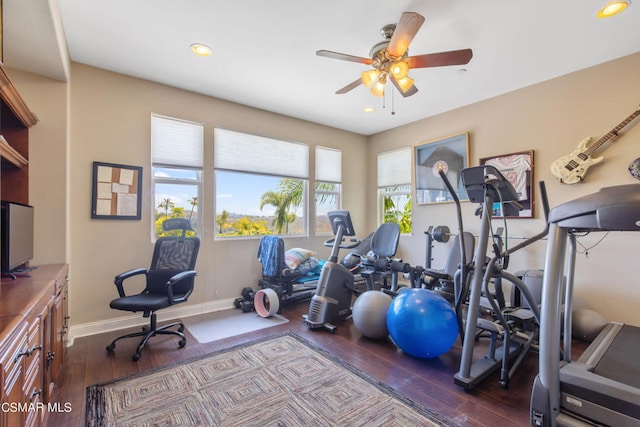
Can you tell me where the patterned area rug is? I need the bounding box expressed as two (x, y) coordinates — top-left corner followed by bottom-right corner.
(86, 333), (456, 426)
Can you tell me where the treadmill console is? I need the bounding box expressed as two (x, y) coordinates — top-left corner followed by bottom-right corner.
(548, 184), (640, 231)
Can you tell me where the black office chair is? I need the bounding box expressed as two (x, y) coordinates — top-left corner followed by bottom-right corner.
(106, 218), (200, 361)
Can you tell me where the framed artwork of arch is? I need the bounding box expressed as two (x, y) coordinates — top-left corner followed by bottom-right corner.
(414, 132), (470, 205)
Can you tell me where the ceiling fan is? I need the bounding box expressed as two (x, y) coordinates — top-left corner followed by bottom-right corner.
(317, 11), (473, 98)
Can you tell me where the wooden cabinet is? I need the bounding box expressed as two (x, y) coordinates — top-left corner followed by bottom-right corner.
(0, 321), (28, 427)
(0, 264), (68, 427)
(0, 50), (54, 427)
(46, 272), (68, 400)
(23, 302), (48, 427)
(0, 64), (38, 205)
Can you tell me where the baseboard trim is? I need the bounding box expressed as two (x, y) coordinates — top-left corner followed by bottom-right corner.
(67, 298), (237, 346)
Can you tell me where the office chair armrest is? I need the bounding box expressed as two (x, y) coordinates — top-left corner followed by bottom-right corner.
(114, 268), (148, 298)
(166, 270), (197, 304)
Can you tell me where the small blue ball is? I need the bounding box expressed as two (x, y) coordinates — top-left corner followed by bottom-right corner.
(386, 288), (458, 358)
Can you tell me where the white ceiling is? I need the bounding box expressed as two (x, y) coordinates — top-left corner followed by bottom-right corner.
(4, 0), (640, 135)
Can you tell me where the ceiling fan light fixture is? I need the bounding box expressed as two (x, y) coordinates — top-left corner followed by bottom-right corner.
(361, 69), (380, 87)
(371, 80), (386, 97)
(597, 1), (629, 17)
(190, 43), (212, 57)
(390, 61), (409, 80)
(396, 76), (415, 93)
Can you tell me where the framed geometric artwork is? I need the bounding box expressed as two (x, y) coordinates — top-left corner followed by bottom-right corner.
(91, 161), (143, 220)
(479, 150), (534, 218)
(414, 132), (470, 205)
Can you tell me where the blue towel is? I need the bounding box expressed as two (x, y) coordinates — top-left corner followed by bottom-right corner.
(257, 235), (283, 277)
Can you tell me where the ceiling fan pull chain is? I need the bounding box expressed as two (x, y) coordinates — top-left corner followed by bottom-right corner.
(391, 86), (396, 115)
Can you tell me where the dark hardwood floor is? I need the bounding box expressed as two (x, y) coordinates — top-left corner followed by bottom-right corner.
(47, 301), (585, 426)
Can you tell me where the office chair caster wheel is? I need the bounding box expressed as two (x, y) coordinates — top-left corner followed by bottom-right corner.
(132, 353), (141, 361)
(178, 339), (186, 347)
(106, 344), (115, 353)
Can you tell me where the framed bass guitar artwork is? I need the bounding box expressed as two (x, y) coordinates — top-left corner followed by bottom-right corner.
(551, 104), (640, 184)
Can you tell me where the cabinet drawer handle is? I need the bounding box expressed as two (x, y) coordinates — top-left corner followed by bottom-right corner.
(14, 344), (42, 363)
(30, 388), (43, 401)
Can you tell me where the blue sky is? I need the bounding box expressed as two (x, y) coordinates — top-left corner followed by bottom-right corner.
(153, 168), (309, 217)
(215, 171), (284, 217)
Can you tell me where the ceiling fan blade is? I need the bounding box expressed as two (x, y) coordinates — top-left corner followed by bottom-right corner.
(336, 78), (363, 94)
(316, 50), (372, 65)
(389, 75), (419, 97)
(387, 12), (425, 58)
(407, 49), (473, 68)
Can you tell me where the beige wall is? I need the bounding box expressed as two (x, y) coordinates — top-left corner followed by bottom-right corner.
(8, 69), (69, 267)
(368, 52), (640, 325)
(12, 52), (640, 337)
(64, 63), (367, 329)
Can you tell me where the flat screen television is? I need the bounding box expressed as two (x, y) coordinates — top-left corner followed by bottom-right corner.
(1, 201), (34, 275)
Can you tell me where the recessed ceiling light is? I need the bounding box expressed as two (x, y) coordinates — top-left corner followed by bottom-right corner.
(190, 43), (212, 57)
(363, 106), (375, 113)
(596, 1), (629, 18)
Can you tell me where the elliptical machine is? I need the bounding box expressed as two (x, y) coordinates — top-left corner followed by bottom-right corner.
(439, 166), (550, 390)
(303, 210), (360, 333)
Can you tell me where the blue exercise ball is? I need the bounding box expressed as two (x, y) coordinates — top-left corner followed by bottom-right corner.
(352, 290), (393, 339)
(386, 288), (458, 358)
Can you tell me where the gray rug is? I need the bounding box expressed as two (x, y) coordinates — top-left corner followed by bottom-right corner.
(184, 309), (289, 343)
(86, 333), (456, 426)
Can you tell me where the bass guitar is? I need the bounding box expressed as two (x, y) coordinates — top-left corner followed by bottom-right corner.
(550, 105), (640, 184)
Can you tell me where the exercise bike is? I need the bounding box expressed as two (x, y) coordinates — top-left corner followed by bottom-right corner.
(303, 210), (360, 333)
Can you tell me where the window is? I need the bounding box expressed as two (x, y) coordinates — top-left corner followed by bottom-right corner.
(214, 128), (309, 238)
(315, 147), (342, 235)
(377, 148), (412, 233)
(151, 114), (203, 238)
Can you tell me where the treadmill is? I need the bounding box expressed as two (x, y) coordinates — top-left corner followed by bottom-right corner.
(531, 184), (640, 426)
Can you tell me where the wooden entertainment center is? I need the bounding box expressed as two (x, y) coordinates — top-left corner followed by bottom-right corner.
(0, 64), (68, 427)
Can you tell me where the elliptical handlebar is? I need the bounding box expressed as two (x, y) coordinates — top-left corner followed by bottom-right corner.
(500, 181), (550, 257)
(438, 170), (468, 294)
(539, 180), (551, 223)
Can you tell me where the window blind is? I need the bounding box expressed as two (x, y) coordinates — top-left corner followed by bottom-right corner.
(151, 114), (204, 168)
(214, 128), (309, 179)
(316, 146), (342, 183)
(377, 147), (411, 187)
